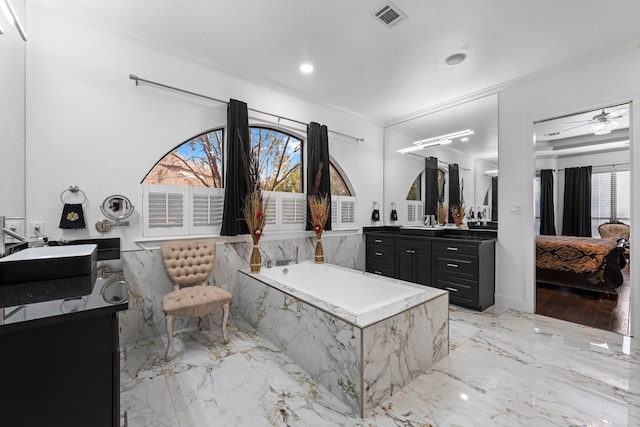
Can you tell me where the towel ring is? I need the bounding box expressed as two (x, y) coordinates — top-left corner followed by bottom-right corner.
(60, 185), (87, 205)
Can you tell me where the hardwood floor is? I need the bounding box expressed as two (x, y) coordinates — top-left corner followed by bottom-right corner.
(536, 265), (630, 335)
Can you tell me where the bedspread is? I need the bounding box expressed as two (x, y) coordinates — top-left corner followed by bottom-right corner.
(535, 235), (618, 274)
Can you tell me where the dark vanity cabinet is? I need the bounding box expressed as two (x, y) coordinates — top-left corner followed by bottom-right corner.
(365, 228), (496, 311)
(0, 239), (127, 427)
(395, 239), (431, 285)
(366, 234), (396, 277)
(431, 240), (495, 311)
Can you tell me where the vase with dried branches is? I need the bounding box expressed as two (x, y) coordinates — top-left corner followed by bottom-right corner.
(241, 144), (269, 272)
(437, 202), (448, 226)
(308, 163), (329, 263)
(450, 204), (466, 227)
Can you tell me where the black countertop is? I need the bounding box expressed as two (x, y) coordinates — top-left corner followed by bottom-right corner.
(0, 239), (128, 334)
(363, 226), (497, 241)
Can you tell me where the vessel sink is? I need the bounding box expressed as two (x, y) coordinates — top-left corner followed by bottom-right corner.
(0, 244), (97, 285)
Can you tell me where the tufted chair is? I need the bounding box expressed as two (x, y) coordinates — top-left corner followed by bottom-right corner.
(598, 222), (630, 261)
(161, 241), (232, 361)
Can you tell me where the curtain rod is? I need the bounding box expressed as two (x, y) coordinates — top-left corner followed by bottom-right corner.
(541, 162), (630, 172)
(129, 74), (364, 143)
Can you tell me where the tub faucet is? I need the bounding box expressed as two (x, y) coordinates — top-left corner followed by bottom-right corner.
(1, 216), (28, 258)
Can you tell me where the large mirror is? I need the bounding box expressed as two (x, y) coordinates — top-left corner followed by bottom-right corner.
(533, 102), (631, 335)
(383, 94), (498, 227)
(0, 1), (27, 224)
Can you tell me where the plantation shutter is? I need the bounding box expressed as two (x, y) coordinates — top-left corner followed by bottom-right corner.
(142, 184), (188, 237)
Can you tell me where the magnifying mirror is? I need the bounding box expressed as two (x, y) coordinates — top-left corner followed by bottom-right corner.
(96, 195), (134, 232)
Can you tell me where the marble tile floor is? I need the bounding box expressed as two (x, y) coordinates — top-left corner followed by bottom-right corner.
(121, 306), (640, 426)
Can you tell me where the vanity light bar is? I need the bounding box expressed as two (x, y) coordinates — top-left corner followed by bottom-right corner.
(397, 139), (452, 154)
(1, 0), (26, 41)
(411, 129), (474, 146)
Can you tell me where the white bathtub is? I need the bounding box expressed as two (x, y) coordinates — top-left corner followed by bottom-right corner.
(236, 261), (449, 417)
(258, 261), (424, 316)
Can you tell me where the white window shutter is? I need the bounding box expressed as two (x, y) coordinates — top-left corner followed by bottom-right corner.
(261, 191), (277, 227)
(279, 193), (306, 230)
(191, 187), (224, 234)
(331, 196), (356, 229)
(142, 184), (189, 237)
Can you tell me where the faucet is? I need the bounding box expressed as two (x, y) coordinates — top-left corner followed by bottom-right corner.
(275, 247), (300, 266)
(1, 216), (28, 258)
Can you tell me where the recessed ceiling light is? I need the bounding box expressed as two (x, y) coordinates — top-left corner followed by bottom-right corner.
(300, 63), (314, 74)
(445, 53), (467, 66)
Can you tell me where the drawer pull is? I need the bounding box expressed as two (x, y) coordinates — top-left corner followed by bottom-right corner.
(446, 287), (458, 292)
(373, 270), (382, 275)
(374, 252), (383, 256)
(446, 247), (459, 251)
(374, 239), (383, 243)
(446, 263), (459, 268)
(406, 249), (415, 254)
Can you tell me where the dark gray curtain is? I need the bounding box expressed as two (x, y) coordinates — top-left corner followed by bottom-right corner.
(540, 169), (556, 235)
(491, 176), (498, 222)
(562, 166), (592, 237)
(424, 157), (438, 216)
(447, 164), (460, 223)
(221, 99), (251, 236)
(306, 122), (331, 230)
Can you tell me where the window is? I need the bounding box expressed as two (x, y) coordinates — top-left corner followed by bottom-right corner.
(591, 170), (630, 236)
(250, 127), (302, 192)
(406, 173), (421, 201)
(141, 126), (357, 237)
(143, 129), (223, 187)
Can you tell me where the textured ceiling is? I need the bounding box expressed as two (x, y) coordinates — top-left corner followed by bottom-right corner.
(41, 0), (640, 126)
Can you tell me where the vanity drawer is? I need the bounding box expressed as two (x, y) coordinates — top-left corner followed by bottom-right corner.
(432, 253), (478, 280)
(366, 262), (395, 278)
(367, 245), (394, 264)
(432, 241), (477, 256)
(366, 235), (395, 247)
(431, 275), (477, 306)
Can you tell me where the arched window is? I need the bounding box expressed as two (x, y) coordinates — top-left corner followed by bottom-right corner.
(141, 126), (357, 237)
(249, 127), (302, 192)
(143, 129), (223, 187)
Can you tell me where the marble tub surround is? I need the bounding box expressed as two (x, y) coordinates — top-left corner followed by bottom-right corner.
(236, 265), (449, 416)
(121, 308), (640, 426)
(118, 233), (365, 346)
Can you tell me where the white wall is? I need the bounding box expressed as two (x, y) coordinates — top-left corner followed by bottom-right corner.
(0, 0), (26, 220)
(25, 4), (384, 251)
(498, 48), (640, 335)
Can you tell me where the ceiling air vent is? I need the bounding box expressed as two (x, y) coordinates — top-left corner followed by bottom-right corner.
(373, 2), (407, 27)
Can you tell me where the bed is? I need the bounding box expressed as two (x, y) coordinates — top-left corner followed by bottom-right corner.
(536, 235), (627, 294)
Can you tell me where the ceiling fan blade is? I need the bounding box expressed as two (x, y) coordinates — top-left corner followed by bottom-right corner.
(561, 123), (591, 132)
(562, 119), (592, 124)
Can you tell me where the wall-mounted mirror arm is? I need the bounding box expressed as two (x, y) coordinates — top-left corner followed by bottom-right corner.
(96, 195), (134, 232)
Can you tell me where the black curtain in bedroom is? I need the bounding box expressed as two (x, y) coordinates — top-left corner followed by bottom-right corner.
(540, 169), (556, 235)
(562, 166), (592, 237)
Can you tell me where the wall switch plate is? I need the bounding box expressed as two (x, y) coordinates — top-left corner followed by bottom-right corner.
(30, 221), (45, 238)
(509, 204), (522, 214)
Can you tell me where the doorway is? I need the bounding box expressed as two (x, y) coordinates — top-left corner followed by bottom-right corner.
(533, 102), (631, 335)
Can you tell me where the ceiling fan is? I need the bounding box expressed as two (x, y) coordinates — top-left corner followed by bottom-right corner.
(544, 107), (629, 137)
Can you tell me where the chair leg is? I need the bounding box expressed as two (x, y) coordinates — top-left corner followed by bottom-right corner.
(165, 315), (175, 362)
(221, 302), (230, 343)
